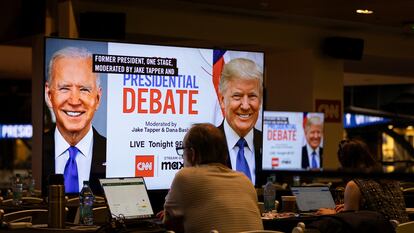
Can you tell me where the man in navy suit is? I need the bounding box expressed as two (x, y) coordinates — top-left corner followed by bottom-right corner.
(217, 58), (263, 186)
(43, 47), (106, 194)
(42, 127), (106, 195)
(301, 115), (324, 169)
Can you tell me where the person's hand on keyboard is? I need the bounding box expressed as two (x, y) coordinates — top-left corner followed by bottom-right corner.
(335, 204), (344, 213)
(156, 210), (165, 221)
(316, 208), (336, 215)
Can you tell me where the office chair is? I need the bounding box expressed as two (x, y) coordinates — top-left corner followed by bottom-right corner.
(399, 182), (414, 190)
(3, 209), (48, 224)
(402, 187), (414, 192)
(66, 195), (105, 206)
(402, 187), (414, 207)
(237, 230), (284, 233)
(302, 182), (332, 188)
(92, 206), (110, 225)
(291, 222), (321, 233)
(395, 221), (414, 233)
(1, 196), (44, 205)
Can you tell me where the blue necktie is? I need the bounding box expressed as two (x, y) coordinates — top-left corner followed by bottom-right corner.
(64, 146), (79, 193)
(311, 150), (318, 168)
(236, 138), (251, 180)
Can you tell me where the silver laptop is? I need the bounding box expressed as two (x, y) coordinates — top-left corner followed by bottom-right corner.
(99, 177), (154, 220)
(290, 186), (336, 213)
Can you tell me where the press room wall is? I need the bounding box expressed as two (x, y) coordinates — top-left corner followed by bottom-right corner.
(32, 1), (414, 184)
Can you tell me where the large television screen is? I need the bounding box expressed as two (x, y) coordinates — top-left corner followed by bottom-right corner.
(262, 111), (324, 171)
(42, 37), (264, 191)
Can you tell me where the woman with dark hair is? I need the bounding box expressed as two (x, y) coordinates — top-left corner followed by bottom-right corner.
(318, 139), (408, 223)
(337, 139), (378, 171)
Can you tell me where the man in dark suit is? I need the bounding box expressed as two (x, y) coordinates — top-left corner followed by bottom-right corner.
(217, 58), (263, 186)
(42, 127), (106, 195)
(301, 115), (324, 169)
(43, 46), (106, 194)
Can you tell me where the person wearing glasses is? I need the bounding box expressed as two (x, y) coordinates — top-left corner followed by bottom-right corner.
(217, 58), (263, 185)
(317, 139), (408, 223)
(163, 123), (263, 233)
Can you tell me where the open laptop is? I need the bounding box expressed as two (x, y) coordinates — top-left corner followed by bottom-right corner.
(99, 177), (155, 224)
(290, 186), (336, 214)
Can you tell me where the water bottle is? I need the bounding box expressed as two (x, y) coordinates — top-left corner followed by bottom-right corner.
(12, 174), (23, 206)
(293, 175), (301, 187)
(26, 171), (36, 196)
(263, 177), (276, 212)
(79, 181), (94, 225)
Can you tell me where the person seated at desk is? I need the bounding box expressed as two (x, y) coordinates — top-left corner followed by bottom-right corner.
(317, 139), (409, 223)
(162, 123), (263, 233)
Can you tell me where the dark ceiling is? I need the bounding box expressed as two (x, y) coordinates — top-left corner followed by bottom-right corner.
(0, 1), (45, 46)
(2, 0), (414, 77)
(176, 0), (414, 30)
(2, 0), (414, 45)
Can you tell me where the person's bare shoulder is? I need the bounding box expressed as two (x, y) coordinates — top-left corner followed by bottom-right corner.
(344, 180), (361, 211)
(346, 180), (360, 193)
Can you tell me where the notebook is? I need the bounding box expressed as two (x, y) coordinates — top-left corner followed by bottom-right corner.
(99, 177), (155, 221)
(290, 186), (336, 213)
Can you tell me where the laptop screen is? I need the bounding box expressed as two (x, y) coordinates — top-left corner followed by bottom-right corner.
(99, 177), (154, 219)
(291, 186), (336, 212)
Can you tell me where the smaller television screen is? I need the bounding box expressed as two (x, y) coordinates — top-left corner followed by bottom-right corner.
(262, 111), (324, 171)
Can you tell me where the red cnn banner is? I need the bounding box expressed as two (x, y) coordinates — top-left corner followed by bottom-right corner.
(135, 155), (154, 177)
(271, 157), (279, 168)
(315, 99), (342, 123)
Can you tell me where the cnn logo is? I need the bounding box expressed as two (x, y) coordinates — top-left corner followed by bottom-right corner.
(315, 99), (341, 123)
(271, 157), (279, 168)
(137, 162), (152, 171)
(135, 155), (154, 177)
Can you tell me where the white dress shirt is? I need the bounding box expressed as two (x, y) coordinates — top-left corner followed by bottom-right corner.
(306, 144), (321, 168)
(223, 120), (256, 185)
(55, 127), (94, 192)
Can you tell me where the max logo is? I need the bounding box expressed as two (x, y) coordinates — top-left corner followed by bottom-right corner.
(135, 155), (154, 177)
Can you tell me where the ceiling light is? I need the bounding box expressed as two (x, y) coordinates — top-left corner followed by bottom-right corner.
(356, 9), (374, 14)
(388, 125), (393, 130)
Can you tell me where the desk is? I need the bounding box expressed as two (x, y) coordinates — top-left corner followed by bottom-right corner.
(0, 204), (46, 214)
(1, 200), (106, 224)
(0, 226), (97, 233)
(262, 214), (319, 232)
(406, 208), (414, 221)
(0, 223), (165, 233)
